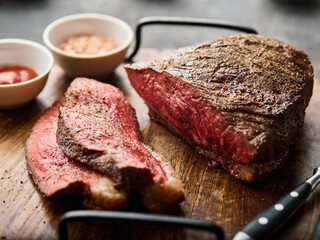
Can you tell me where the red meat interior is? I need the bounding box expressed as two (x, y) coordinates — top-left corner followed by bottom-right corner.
(127, 68), (255, 165)
(26, 99), (103, 196)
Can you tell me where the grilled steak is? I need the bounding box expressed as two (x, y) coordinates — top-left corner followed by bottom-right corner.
(26, 98), (128, 210)
(125, 33), (314, 182)
(56, 78), (185, 213)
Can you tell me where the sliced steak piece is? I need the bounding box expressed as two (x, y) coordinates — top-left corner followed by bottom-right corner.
(26, 98), (128, 210)
(125, 33), (314, 182)
(56, 78), (185, 213)
(140, 144), (185, 213)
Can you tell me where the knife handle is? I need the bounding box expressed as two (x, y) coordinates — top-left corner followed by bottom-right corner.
(237, 182), (312, 240)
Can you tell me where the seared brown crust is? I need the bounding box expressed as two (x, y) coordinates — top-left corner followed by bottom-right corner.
(125, 34), (314, 181)
(133, 34), (313, 115)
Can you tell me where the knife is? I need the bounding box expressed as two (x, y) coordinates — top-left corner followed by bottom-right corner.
(233, 167), (320, 240)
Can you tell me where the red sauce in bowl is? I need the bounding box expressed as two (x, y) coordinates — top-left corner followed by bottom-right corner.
(0, 65), (38, 85)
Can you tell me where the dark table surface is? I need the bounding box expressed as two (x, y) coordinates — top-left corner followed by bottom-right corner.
(0, 0), (319, 79)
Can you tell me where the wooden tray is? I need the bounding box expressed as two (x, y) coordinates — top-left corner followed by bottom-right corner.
(0, 49), (320, 240)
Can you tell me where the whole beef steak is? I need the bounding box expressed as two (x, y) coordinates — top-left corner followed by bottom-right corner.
(26, 98), (128, 210)
(125, 33), (314, 182)
(57, 78), (185, 213)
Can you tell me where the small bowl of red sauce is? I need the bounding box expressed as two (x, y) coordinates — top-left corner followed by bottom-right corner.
(43, 13), (133, 80)
(0, 39), (54, 109)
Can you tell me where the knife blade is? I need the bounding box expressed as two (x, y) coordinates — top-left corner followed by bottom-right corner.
(233, 167), (320, 240)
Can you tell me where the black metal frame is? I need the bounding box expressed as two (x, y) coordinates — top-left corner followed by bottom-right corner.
(59, 210), (224, 240)
(125, 16), (258, 62)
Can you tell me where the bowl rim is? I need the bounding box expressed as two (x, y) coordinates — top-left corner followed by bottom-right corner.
(0, 38), (54, 88)
(43, 13), (134, 59)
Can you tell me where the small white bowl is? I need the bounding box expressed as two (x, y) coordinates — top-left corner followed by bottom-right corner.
(43, 13), (134, 80)
(0, 39), (54, 109)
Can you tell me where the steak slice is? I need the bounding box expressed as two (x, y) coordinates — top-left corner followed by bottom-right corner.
(26, 98), (128, 210)
(56, 78), (185, 213)
(125, 33), (314, 182)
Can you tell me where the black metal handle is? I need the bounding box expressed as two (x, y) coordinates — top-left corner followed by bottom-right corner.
(125, 16), (258, 62)
(59, 210), (224, 240)
(234, 167), (320, 240)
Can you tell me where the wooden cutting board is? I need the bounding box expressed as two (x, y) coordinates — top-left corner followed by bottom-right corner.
(0, 49), (320, 240)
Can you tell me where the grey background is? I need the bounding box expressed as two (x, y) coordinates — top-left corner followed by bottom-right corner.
(0, 0), (319, 79)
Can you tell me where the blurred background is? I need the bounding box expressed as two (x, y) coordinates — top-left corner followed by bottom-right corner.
(0, 0), (319, 79)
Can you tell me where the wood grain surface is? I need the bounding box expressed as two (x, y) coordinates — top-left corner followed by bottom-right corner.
(0, 49), (320, 240)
